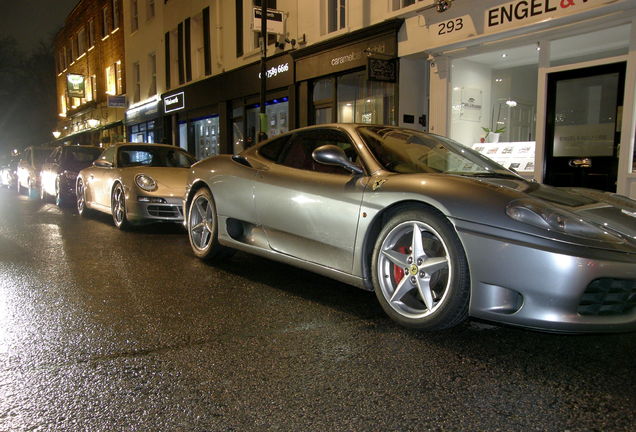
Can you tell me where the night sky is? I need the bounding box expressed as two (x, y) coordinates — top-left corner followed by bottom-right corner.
(0, 0), (80, 51)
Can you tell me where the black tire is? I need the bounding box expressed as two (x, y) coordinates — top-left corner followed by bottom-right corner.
(187, 188), (233, 260)
(371, 207), (470, 331)
(76, 178), (89, 216)
(111, 183), (130, 230)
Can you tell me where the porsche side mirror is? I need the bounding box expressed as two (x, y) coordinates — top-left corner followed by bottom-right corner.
(93, 160), (113, 168)
(312, 145), (363, 175)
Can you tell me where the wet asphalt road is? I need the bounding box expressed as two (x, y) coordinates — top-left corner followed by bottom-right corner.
(0, 187), (635, 432)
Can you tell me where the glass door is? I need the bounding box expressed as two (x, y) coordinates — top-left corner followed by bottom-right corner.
(544, 62), (625, 191)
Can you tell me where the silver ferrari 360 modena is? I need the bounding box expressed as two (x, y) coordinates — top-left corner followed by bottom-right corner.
(183, 124), (636, 333)
(77, 143), (196, 229)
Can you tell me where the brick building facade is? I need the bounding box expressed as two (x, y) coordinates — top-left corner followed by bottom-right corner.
(54, 0), (126, 146)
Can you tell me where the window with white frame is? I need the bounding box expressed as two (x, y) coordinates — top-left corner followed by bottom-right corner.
(77, 27), (86, 55)
(148, 52), (157, 96)
(131, 0), (139, 32)
(133, 61), (140, 103)
(147, 0), (155, 20)
(327, 0), (346, 33)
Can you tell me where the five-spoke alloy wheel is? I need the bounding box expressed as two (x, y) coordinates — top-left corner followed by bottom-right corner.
(76, 178), (87, 216)
(188, 188), (231, 260)
(111, 183), (130, 230)
(372, 207), (469, 330)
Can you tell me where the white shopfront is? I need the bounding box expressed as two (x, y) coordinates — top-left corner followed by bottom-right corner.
(398, 0), (636, 198)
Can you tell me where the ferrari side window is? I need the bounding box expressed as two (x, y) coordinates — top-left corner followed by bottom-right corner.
(279, 129), (359, 175)
(259, 135), (290, 162)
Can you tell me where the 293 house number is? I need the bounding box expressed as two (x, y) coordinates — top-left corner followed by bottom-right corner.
(438, 18), (464, 35)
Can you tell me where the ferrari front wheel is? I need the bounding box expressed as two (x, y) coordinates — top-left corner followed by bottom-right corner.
(371, 208), (470, 331)
(188, 188), (232, 260)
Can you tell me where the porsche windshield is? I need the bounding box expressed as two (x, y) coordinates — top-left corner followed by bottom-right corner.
(118, 146), (196, 168)
(357, 126), (516, 177)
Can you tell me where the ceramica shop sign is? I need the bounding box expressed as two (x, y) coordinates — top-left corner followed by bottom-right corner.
(485, 0), (618, 33)
(296, 33), (397, 81)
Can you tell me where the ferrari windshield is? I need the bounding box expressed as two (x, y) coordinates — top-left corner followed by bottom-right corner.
(118, 146), (196, 168)
(357, 126), (516, 177)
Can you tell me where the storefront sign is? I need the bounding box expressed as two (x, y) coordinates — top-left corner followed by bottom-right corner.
(485, 0), (615, 33)
(253, 7), (284, 35)
(107, 95), (126, 108)
(258, 62), (290, 79)
(164, 92), (185, 113)
(368, 58), (397, 82)
(67, 74), (85, 98)
(296, 33), (397, 81)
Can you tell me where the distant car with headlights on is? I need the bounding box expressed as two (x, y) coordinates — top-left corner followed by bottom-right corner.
(17, 146), (55, 197)
(76, 143), (196, 229)
(40, 145), (102, 206)
(0, 156), (19, 189)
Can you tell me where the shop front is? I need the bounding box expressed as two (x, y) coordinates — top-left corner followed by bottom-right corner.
(399, 0), (636, 198)
(161, 52), (294, 157)
(293, 19), (402, 128)
(126, 97), (164, 144)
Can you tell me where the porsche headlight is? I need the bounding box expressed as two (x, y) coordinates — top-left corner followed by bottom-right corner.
(506, 199), (624, 244)
(135, 174), (157, 192)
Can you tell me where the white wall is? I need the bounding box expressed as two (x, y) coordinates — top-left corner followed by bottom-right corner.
(399, 57), (428, 130)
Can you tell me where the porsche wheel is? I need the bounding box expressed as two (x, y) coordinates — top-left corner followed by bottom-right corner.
(372, 208), (469, 330)
(111, 183), (130, 230)
(76, 178), (88, 216)
(188, 188), (232, 260)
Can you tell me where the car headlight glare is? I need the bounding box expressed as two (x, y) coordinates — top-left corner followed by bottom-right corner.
(135, 174), (157, 191)
(506, 199), (624, 244)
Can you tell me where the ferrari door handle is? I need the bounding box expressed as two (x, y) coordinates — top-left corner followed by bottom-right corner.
(568, 158), (591, 168)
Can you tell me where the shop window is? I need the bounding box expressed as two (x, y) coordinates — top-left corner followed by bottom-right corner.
(337, 70), (396, 125)
(131, 0), (139, 32)
(194, 116), (220, 159)
(449, 44), (539, 175)
(550, 25), (629, 67)
(246, 99), (289, 144)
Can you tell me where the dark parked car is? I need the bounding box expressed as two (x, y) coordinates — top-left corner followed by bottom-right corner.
(40, 145), (102, 206)
(17, 146), (55, 197)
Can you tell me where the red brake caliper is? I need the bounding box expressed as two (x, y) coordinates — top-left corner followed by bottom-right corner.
(392, 246), (409, 282)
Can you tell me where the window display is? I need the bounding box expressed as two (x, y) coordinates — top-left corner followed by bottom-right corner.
(194, 116), (219, 160)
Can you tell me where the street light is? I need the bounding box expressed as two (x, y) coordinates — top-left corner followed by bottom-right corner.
(87, 118), (100, 128)
(52, 131), (61, 139)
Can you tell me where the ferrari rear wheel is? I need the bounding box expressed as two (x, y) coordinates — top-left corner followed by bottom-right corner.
(188, 188), (232, 260)
(111, 183), (130, 230)
(372, 208), (469, 330)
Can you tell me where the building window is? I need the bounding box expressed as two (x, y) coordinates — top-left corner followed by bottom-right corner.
(391, 0), (423, 10)
(77, 27), (87, 55)
(327, 0), (346, 33)
(147, 0), (155, 20)
(70, 37), (77, 60)
(148, 52), (157, 96)
(132, 62), (140, 103)
(336, 70), (396, 125)
(65, 45), (72, 66)
(235, 0), (243, 57)
(88, 19), (95, 47)
(194, 116), (220, 159)
(112, 0), (120, 30)
(116, 61), (123, 94)
(102, 6), (111, 37)
(91, 74), (97, 100)
(131, 0), (139, 32)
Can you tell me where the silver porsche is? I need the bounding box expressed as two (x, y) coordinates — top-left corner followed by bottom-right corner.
(77, 143), (196, 229)
(183, 124), (636, 333)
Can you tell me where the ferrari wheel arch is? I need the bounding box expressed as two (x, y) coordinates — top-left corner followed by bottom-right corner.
(360, 200), (457, 290)
(184, 180), (212, 221)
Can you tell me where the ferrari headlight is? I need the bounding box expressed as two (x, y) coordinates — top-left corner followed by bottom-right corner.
(506, 199), (624, 244)
(135, 174), (157, 192)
